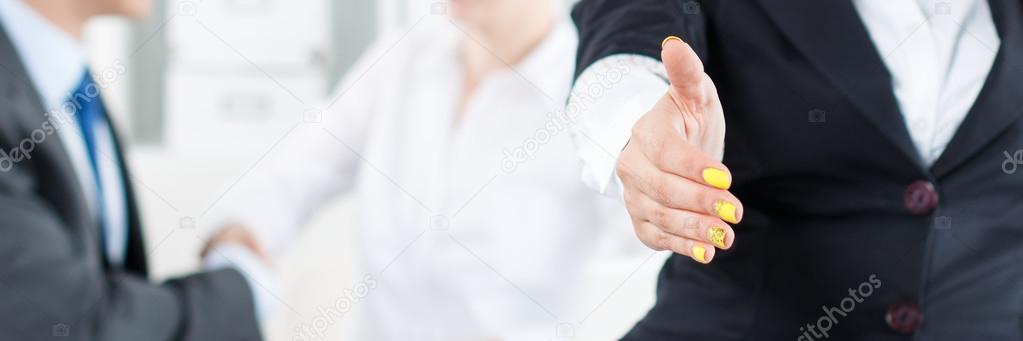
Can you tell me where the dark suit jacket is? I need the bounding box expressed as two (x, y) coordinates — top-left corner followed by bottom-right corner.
(0, 24), (262, 340)
(573, 0), (1023, 340)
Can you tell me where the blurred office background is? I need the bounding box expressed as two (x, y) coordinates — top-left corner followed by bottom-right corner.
(82, 0), (666, 339)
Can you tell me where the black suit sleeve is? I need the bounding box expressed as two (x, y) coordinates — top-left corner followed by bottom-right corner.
(0, 174), (262, 341)
(571, 0), (709, 78)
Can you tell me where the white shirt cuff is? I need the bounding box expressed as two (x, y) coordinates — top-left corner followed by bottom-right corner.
(203, 243), (277, 322)
(568, 54), (669, 201)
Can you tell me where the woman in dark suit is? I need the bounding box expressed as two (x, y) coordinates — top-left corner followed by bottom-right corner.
(566, 0), (1023, 339)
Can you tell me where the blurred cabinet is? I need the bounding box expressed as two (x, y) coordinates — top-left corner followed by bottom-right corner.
(166, 0), (329, 66)
(164, 71), (321, 152)
(130, 0), (376, 154)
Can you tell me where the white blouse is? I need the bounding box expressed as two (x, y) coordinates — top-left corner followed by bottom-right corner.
(208, 16), (639, 340)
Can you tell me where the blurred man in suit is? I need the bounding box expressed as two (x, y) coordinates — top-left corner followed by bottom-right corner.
(0, 0), (269, 339)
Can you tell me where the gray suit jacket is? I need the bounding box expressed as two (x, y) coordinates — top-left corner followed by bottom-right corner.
(0, 25), (262, 340)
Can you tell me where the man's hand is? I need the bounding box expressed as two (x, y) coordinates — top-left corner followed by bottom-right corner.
(201, 224), (270, 264)
(617, 36), (742, 264)
(201, 224), (277, 321)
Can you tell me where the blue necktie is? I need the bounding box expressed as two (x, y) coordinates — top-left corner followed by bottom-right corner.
(71, 71), (116, 262)
(72, 72), (104, 183)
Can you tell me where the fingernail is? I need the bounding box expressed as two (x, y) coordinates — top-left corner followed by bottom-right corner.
(702, 168), (731, 190)
(662, 35), (682, 48)
(692, 245), (707, 263)
(709, 226), (727, 249)
(714, 200), (739, 224)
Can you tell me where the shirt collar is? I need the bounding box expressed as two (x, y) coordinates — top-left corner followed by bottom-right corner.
(515, 16), (577, 80)
(440, 14), (578, 84)
(507, 16), (578, 99)
(0, 0), (87, 112)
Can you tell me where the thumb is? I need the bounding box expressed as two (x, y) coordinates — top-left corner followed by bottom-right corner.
(661, 36), (706, 101)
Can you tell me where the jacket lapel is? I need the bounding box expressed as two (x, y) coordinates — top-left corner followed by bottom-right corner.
(0, 24), (148, 275)
(931, 0), (1023, 177)
(754, 0), (925, 171)
(0, 25), (106, 250)
(104, 115), (149, 275)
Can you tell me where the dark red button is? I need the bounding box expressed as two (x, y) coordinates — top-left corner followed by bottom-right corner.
(886, 301), (923, 334)
(903, 181), (938, 215)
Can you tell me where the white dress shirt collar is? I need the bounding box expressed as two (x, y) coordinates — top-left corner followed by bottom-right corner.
(445, 16), (577, 96)
(516, 18), (576, 85)
(0, 0), (87, 112)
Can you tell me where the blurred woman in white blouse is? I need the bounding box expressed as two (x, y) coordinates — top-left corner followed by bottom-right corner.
(203, 0), (642, 339)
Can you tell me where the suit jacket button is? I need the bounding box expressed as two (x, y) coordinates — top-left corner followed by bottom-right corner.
(903, 180), (938, 215)
(886, 301), (923, 334)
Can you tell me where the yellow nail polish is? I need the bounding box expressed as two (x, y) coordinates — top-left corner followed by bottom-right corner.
(709, 226), (727, 249)
(662, 35), (682, 47)
(702, 168), (731, 190)
(692, 245), (707, 263)
(715, 201), (739, 224)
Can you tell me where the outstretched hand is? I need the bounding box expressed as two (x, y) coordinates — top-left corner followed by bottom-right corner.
(617, 36), (742, 264)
